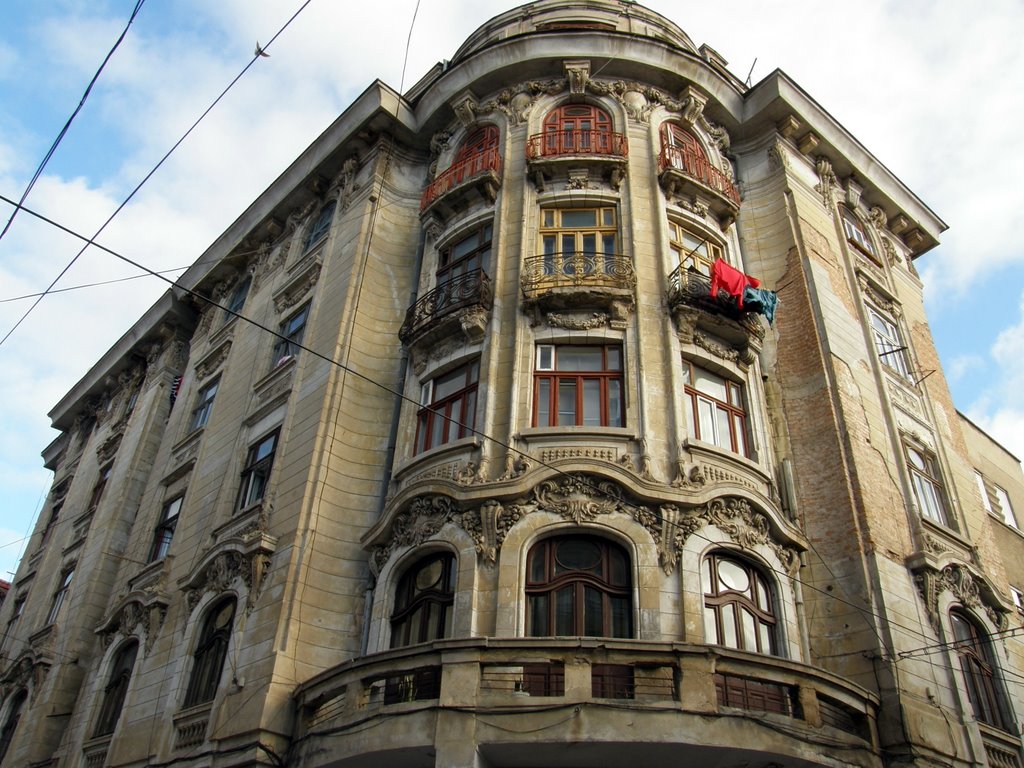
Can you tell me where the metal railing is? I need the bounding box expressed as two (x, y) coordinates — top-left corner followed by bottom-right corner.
(521, 252), (635, 295)
(659, 144), (740, 206)
(420, 149), (503, 210)
(666, 266), (763, 335)
(526, 129), (628, 159)
(399, 269), (493, 343)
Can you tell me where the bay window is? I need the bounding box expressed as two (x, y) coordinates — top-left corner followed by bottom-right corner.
(534, 345), (623, 427)
(682, 361), (747, 456)
(416, 360), (479, 453)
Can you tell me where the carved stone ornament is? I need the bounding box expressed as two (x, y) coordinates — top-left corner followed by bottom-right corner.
(183, 544), (274, 617)
(913, 562), (1008, 633)
(96, 429), (124, 465)
(331, 155), (361, 212)
(882, 238), (902, 267)
(195, 338), (232, 381)
(694, 330), (740, 363)
(814, 157), (839, 206)
(0, 653), (51, 702)
(423, 215), (444, 243)
(273, 258), (322, 314)
(868, 206), (887, 230)
(564, 59), (591, 95)
(373, 495), (459, 571)
(767, 138), (790, 171)
(546, 312), (608, 330)
(97, 597), (170, 655)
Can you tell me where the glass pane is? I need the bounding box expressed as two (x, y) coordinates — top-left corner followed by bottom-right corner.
(759, 622), (772, 653)
(537, 380), (551, 425)
(755, 576), (770, 612)
(561, 210), (598, 228)
(611, 597), (630, 637)
(557, 347), (603, 371)
(451, 232), (479, 260)
(463, 390), (477, 432)
(558, 381), (577, 425)
(717, 559), (750, 594)
(434, 367), (467, 400)
(581, 234), (597, 256)
(584, 587), (603, 636)
(425, 604), (441, 641)
(543, 234), (557, 256)
(582, 379), (601, 426)
(697, 399), (716, 443)
(741, 608), (757, 651)
(415, 559), (444, 591)
(602, 208), (615, 227)
(444, 403), (460, 443)
(693, 368), (728, 400)
(733, 414), (747, 456)
(701, 559), (712, 594)
(609, 547), (627, 585)
(721, 605), (738, 648)
(608, 380), (622, 426)
(543, 210), (555, 227)
(716, 407), (731, 450)
(555, 588), (574, 635)
(529, 549), (546, 583)
(606, 347), (622, 370)
(704, 607), (718, 644)
(555, 539), (602, 572)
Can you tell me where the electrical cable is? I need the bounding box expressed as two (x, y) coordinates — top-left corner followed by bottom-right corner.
(0, 268), (188, 303)
(0, 0), (146, 245)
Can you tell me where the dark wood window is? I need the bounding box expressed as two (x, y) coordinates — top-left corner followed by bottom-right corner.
(46, 568), (74, 625)
(905, 444), (948, 526)
(88, 464), (113, 513)
(184, 598), (235, 707)
(225, 276), (251, 316)
(526, 536), (632, 638)
(950, 610), (1007, 730)
(149, 496), (183, 562)
(303, 201), (336, 252)
(682, 361), (747, 455)
(415, 360), (479, 454)
(438, 224), (491, 282)
(189, 379), (219, 432)
(93, 641), (139, 737)
(237, 431), (278, 511)
(702, 552), (776, 654)
(0, 689), (26, 765)
(273, 303), (310, 364)
(542, 104), (613, 154)
(534, 345), (624, 427)
(391, 554), (456, 648)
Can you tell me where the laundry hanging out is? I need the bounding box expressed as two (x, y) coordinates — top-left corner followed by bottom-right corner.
(709, 258), (778, 325)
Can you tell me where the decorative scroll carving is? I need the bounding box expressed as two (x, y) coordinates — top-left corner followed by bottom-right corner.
(372, 495), (459, 571)
(534, 474), (623, 524)
(694, 330), (740, 363)
(96, 429), (124, 465)
(814, 157), (839, 206)
(184, 546), (273, 617)
(868, 206), (887, 230)
(195, 338), (232, 381)
(540, 447), (617, 463)
(882, 238), (902, 267)
(767, 139), (790, 171)
(564, 60), (590, 95)
(331, 155), (361, 212)
(272, 258), (322, 313)
(673, 463), (707, 489)
(0, 654), (51, 702)
(98, 598), (169, 655)
(546, 312), (608, 330)
(499, 450), (533, 481)
(914, 562), (1008, 632)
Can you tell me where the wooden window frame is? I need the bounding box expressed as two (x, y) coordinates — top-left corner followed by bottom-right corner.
(438, 224), (492, 283)
(237, 431), (279, 511)
(415, 360), (479, 454)
(183, 598), (236, 708)
(303, 201), (336, 252)
(538, 207), (618, 276)
(867, 306), (912, 379)
(533, 344), (624, 428)
(541, 103), (614, 154)
(905, 443), (950, 526)
(390, 554), (456, 648)
(702, 552), (777, 655)
(273, 303), (310, 364)
(188, 378), (219, 432)
(840, 207), (879, 260)
(92, 640), (139, 737)
(682, 360), (748, 456)
(950, 609), (1007, 730)
(669, 220), (723, 278)
(149, 496), (183, 562)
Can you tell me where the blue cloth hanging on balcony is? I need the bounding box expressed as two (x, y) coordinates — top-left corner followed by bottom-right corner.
(742, 286), (779, 326)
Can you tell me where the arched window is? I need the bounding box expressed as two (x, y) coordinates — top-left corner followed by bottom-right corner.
(541, 104), (614, 155)
(950, 609), (1006, 729)
(93, 640), (139, 737)
(303, 201), (336, 252)
(391, 554), (456, 648)
(661, 122), (706, 164)
(0, 689), (26, 765)
(183, 598), (236, 708)
(702, 552), (777, 654)
(453, 125), (499, 169)
(526, 535), (632, 638)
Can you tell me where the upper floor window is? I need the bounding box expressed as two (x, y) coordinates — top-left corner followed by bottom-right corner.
(541, 104), (614, 155)
(149, 496), (183, 562)
(526, 536), (632, 638)
(273, 303), (310, 365)
(415, 360), (479, 454)
(237, 431), (278, 511)
(40, 502), (62, 545)
(46, 568), (74, 625)
(1011, 587), (1024, 614)
(88, 464), (113, 513)
(841, 207), (877, 259)
(702, 552), (777, 655)
(661, 122), (705, 165)
(7, 595), (25, 630)
(93, 640), (139, 737)
(224, 276), (251, 317)
(539, 208), (617, 275)
(183, 598), (235, 708)
(975, 471), (1018, 528)
(303, 201), (336, 252)
(0, 689), (27, 765)
(905, 444), (949, 526)
(534, 345), (623, 427)
(867, 307), (912, 379)
(438, 224), (491, 283)
(189, 379), (219, 432)
(950, 609), (1007, 730)
(390, 553), (456, 648)
(682, 361), (747, 456)
(669, 220), (723, 278)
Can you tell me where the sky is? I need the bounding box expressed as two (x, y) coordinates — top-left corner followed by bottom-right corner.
(1, 0), (1023, 582)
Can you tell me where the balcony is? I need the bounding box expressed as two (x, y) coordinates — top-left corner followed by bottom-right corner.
(659, 145), (740, 224)
(521, 252), (635, 326)
(667, 267), (764, 364)
(420, 149), (502, 219)
(294, 638), (880, 768)
(399, 269), (493, 349)
(526, 129), (628, 191)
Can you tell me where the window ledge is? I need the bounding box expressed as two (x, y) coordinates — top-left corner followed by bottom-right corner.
(394, 437), (481, 485)
(128, 557), (170, 593)
(683, 439), (773, 498)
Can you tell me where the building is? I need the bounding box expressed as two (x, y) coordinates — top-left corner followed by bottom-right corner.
(1, 1), (1023, 766)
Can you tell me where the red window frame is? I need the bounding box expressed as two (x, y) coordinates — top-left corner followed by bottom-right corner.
(542, 104), (613, 154)
(533, 345), (624, 427)
(702, 552), (777, 655)
(682, 360), (748, 456)
(415, 360), (479, 454)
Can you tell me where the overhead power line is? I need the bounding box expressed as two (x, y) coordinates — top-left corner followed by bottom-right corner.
(0, 267), (188, 303)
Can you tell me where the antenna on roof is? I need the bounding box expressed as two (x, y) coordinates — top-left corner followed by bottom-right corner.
(744, 57), (758, 87)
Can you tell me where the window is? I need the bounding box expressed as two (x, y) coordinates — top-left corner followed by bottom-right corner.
(841, 207), (877, 258)
(438, 224), (491, 283)
(702, 552), (777, 654)
(390, 554), (456, 648)
(46, 568), (74, 625)
(273, 303), (310, 365)
(868, 308), (912, 378)
(669, 220), (723, 278)
(225, 276), (251, 317)
(975, 471), (1018, 528)
(541, 103), (614, 155)
(188, 379), (219, 432)
(237, 431), (278, 510)
(534, 345), (623, 427)
(88, 464), (113, 513)
(40, 502), (62, 545)
(93, 641), (139, 737)
(0, 690), (26, 765)
(539, 207), (617, 278)
(950, 609), (1007, 730)
(527, 536), (632, 638)
(906, 444), (949, 525)
(7, 595), (25, 629)
(415, 360), (479, 454)
(183, 598), (235, 707)
(149, 496), (183, 562)
(303, 201), (336, 252)
(661, 122), (706, 168)
(1011, 587), (1024, 614)
(682, 361), (747, 456)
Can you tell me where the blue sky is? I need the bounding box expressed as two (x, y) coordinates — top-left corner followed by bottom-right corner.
(2, 0), (1024, 581)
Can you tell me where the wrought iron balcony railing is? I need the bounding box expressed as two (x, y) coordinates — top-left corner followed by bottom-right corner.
(399, 269), (493, 344)
(667, 266), (762, 336)
(521, 252), (636, 296)
(526, 129), (628, 160)
(659, 145), (740, 207)
(420, 149), (503, 211)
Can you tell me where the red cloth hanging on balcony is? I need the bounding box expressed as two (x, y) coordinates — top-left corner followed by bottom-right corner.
(710, 258), (760, 308)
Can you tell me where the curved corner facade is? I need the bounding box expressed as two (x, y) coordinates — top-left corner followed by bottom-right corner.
(1, 3), (1021, 768)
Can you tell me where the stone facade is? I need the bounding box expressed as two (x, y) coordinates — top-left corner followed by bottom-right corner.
(1, 2), (1022, 767)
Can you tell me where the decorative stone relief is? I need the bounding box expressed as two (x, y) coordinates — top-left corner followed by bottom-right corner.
(564, 59), (590, 95)
(184, 546), (273, 617)
(273, 258), (322, 313)
(540, 447), (617, 463)
(0, 654), (51, 702)
(372, 495), (459, 571)
(423, 215), (444, 243)
(195, 338), (232, 381)
(767, 139), (790, 171)
(673, 462), (707, 489)
(858, 274), (899, 317)
(914, 562), (1007, 632)
(98, 598), (169, 655)
(96, 430), (123, 465)
(845, 178), (863, 209)
(546, 312), (608, 330)
(331, 155), (361, 212)
(566, 169), (590, 190)
(868, 206), (887, 230)
(882, 238), (902, 268)
(499, 450), (533, 481)
(814, 157), (839, 206)
(693, 330), (740, 363)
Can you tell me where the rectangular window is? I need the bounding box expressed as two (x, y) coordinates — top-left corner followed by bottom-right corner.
(189, 379), (219, 432)
(46, 569), (74, 625)
(682, 361), (748, 456)
(237, 431), (279, 511)
(668, 221), (723, 278)
(416, 360), (480, 454)
(225, 276), (251, 317)
(88, 464), (113, 513)
(149, 496), (183, 562)
(841, 209), (877, 258)
(1011, 587), (1024, 613)
(976, 471), (1018, 528)
(438, 224), (491, 282)
(906, 444), (948, 526)
(539, 207), (617, 278)
(273, 303), (310, 365)
(533, 345), (623, 427)
(868, 307), (912, 378)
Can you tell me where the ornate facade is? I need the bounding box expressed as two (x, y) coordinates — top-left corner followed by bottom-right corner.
(1, 2), (1022, 767)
